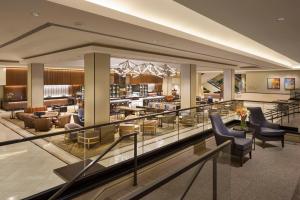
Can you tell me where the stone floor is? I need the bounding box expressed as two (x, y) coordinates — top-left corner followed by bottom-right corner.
(0, 122), (65, 200)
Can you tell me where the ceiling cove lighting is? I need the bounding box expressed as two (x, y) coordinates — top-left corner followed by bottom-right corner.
(82, 0), (298, 68)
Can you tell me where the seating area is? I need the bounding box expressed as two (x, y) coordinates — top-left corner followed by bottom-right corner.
(209, 106), (288, 167)
(15, 106), (72, 132)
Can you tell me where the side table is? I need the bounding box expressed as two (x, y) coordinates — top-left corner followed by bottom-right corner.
(233, 125), (255, 150)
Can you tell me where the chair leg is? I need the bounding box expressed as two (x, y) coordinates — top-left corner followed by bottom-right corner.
(249, 151), (252, 159)
(240, 156), (243, 167)
(281, 138), (284, 148)
(262, 140), (265, 148)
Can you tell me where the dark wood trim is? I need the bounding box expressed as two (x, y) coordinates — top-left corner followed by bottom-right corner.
(0, 59), (19, 63)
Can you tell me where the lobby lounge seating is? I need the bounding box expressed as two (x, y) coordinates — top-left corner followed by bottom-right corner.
(23, 114), (35, 129)
(210, 113), (252, 166)
(161, 114), (176, 128)
(248, 107), (285, 149)
(180, 114), (196, 127)
(54, 114), (71, 128)
(141, 120), (157, 135)
(73, 114), (84, 126)
(119, 124), (139, 137)
(34, 118), (53, 132)
(64, 123), (83, 142)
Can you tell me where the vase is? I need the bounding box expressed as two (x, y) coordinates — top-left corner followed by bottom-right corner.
(240, 115), (247, 129)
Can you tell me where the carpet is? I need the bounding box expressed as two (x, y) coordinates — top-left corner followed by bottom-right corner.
(3, 117), (181, 159)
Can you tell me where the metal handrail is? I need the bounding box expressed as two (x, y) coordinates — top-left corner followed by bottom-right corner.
(119, 140), (231, 200)
(49, 131), (139, 200)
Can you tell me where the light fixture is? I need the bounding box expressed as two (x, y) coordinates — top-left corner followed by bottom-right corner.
(111, 60), (177, 78)
(31, 11), (40, 17)
(276, 17), (285, 22)
(74, 21), (83, 26)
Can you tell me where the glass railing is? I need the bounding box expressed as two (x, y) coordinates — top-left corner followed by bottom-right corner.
(119, 140), (231, 200)
(0, 99), (299, 199)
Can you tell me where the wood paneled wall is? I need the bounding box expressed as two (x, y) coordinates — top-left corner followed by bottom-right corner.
(5, 68), (84, 85)
(6, 68), (27, 85)
(130, 74), (163, 84)
(44, 69), (84, 85)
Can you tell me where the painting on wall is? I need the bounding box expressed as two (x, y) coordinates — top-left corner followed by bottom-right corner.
(267, 78), (280, 89)
(284, 78), (295, 90)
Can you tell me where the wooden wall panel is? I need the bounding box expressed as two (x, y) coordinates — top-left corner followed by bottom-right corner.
(6, 68), (27, 85)
(131, 74), (163, 84)
(70, 70), (84, 85)
(44, 69), (83, 85)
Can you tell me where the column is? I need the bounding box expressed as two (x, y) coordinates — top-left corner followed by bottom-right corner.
(27, 63), (44, 108)
(223, 69), (235, 101)
(162, 76), (172, 95)
(180, 64), (196, 109)
(196, 72), (203, 97)
(84, 53), (110, 126)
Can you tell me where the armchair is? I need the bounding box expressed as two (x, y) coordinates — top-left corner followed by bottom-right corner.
(141, 120), (157, 135)
(54, 114), (71, 128)
(248, 107), (285, 149)
(210, 113), (252, 166)
(34, 118), (53, 132)
(73, 114), (84, 126)
(161, 114), (176, 128)
(64, 123), (83, 142)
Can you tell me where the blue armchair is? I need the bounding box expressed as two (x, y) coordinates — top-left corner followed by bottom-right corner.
(209, 113), (252, 166)
(248, 107), (285, 149)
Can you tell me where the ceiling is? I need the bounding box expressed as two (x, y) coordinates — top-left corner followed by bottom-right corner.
(175, 0), (300, 63)
(0, 0), (297, 71)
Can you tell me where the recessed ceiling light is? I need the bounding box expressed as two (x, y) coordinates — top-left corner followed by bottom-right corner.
(276, 17), (285, 22)
(31, 11), (40, 17)
(74, 21), (83, 26)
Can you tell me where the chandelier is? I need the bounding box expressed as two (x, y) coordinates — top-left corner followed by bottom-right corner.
(112, 60), (177, 78)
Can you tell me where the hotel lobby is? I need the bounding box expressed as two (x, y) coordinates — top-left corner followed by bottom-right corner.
(1, 0), (300, 200)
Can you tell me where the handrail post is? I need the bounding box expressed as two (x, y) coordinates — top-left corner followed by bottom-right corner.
(177, 111), (180, 141)
(133, 132), (138, 186)
(213, 155), (217, 200)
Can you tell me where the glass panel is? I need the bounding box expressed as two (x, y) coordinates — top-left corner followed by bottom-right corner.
(139, 143), (231, 200)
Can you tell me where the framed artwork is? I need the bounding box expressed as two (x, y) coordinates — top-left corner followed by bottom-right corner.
(284, 78), (295, 90)
(267, 78), (280, 89)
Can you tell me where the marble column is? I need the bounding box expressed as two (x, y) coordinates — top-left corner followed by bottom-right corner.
(196, 72), (203, 97)
(180, 64), (196, 109)
(84, 53), (110, 126)
(223, 69), (235, 101)
(27, 63), (44, 108)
